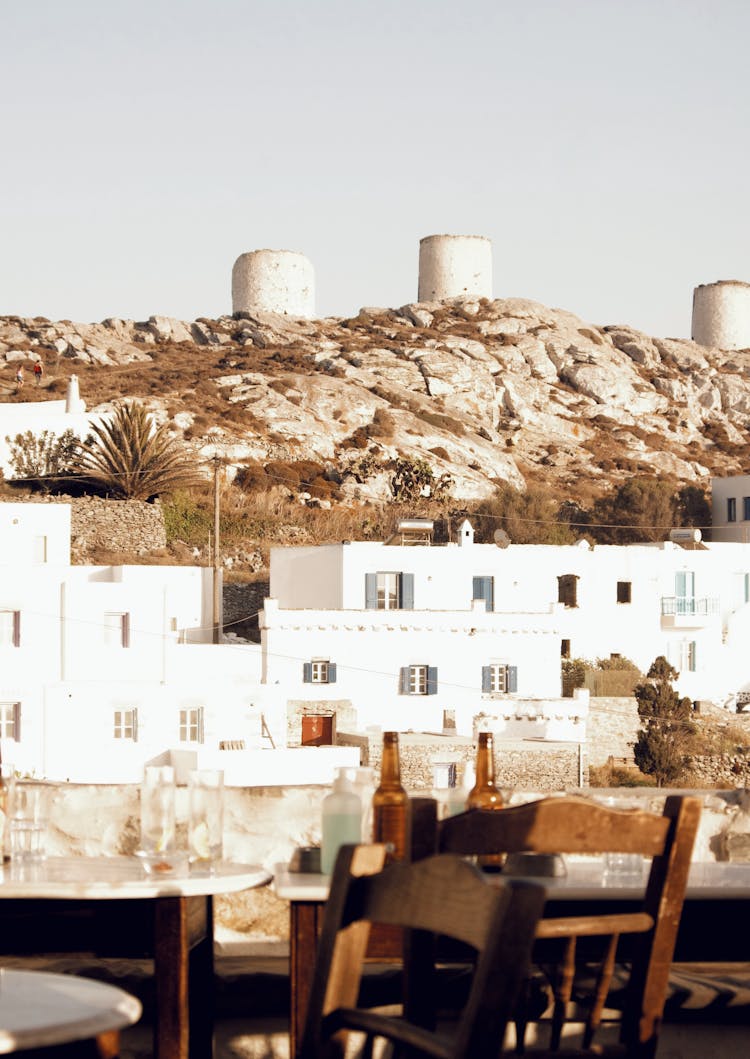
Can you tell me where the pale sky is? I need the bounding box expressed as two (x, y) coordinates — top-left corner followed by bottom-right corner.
(2, 0), (749, 338)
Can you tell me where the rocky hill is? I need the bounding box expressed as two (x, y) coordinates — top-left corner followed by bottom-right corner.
(2, 297), (749, 506)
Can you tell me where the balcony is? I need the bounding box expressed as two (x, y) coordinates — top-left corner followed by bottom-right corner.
(661, 596), (720, 627)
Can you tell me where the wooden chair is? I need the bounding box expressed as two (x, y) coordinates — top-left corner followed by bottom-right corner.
(297, 843), (546, 1059)
(407, 794), (702, 1058)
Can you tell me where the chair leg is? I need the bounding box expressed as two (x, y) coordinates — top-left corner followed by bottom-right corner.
(550, 937), (577, 1052)
(583, 934), (620, 1049)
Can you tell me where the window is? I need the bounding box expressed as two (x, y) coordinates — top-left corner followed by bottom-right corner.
(674, 640), (697, 673)
(399, 665), (437, 695)
(0, 702), (20, 740)
(472, 576), (494, 612)
(303, 660), (337, 684)
(728, 497), (737, 523)
(113, 708), (138, 741)
(744, 498), (750, 521)
(0, 610), (20, 647)
(365, 572), (414, 610)
(179, 707), (204, 743)
(103, 612), (130, 648)
(557, 574), (578, 608)
(481, 664), (518, 694)
(561, 639), (571, 659)
(616, 581), (632, 604)
(32, 535), (48, 564)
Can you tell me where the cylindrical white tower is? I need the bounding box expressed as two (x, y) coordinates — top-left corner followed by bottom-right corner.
(418, 234), (492, 303)
(231, 250), (315, 318)
(691, 280), (750, 350)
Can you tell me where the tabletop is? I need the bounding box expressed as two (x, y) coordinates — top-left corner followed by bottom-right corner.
(0, 857), (272, 899)
(272, 857), (750, 902)
(0, 968), (141, 1054)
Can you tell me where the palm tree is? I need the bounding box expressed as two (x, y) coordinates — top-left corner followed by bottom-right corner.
(77, 401), (201, 500)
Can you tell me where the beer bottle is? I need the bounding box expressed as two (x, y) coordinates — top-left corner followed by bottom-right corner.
(466, 731), (504, 870)
(466, 731), (503, 810)
(372, 731), (408, 860)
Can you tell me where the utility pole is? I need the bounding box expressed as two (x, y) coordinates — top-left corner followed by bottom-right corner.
(213, 455), (222, 644)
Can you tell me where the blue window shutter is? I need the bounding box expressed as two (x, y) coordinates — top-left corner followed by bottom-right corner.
(745, 573), (750, 603)
(690, 643), (696, 672)
(400, 573), (414, 609)
(399, 667), (410, 694)
(473, 576), (494, 611)
(675, 572), (686, 598)
(427, 667), (438, 695)
(482, 666), (492, 692)
(327, 663), (337, 684)
(365, 573), (378, 609)
(303, 662), (313, 683)
(507, 666), (518, 693)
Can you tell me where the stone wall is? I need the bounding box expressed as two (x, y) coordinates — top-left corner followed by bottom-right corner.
(585, 697), (639, 767)
(40, 782), (750, 954)
(345, 731), (581, 792)
(69, 496), (166, 557)
(223, 581), (269, 642)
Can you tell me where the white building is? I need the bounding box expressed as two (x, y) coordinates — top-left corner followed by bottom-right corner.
(262, 520), (588, 742)
(0, 376), (99, 478)
(0, 502), (280, 783)
(711, 474), (750, 543)
(262, 519), (750, 728)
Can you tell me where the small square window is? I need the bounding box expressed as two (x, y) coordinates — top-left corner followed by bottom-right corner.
(617, 581), (632, 604)
(311, 660), (330, 683)
(728, 498), (737, 523)
(409, 664), (428, 694)
(113, 708), (138, 741)
(743, 498), (750, 522)
(0, 702), (20, 740)
(0, 610), (20, 648)
(179, 707), (204, 743)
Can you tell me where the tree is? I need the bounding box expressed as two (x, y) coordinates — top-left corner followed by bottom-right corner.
(4, 429), (80, 488)
(633, 656), (695, 787)
(591, 477), (677, 544)
(472, 483), (576, 544)
(76, 402), (201, 500)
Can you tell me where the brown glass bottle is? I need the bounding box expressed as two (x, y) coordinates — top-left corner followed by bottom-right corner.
(372, 731), (408, 861)
(466, 732), (503, 869)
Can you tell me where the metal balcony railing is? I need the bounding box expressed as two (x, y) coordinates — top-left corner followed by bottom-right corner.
(661, 596), (719, 617)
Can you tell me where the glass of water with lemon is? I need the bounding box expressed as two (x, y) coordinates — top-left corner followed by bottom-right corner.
(188, 769), (224, 872)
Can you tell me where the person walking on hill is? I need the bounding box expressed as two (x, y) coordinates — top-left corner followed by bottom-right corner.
(15, 365), (24, 390)
(33, 361), (43, 385)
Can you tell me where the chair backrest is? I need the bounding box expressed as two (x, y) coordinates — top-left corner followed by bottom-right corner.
(298, 843), (546, 1059)
(408, 794), (702, 1055)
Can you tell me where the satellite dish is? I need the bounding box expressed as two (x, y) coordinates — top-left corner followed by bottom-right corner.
(493, 529), (510, 548)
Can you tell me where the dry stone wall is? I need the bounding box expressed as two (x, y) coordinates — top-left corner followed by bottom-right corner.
(69, 496), (166, 557)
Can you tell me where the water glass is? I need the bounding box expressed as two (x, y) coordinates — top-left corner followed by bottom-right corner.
(188, 769), (224, 870)
(8, 781), (50, 863)
(140, 766), (177, 860)
(604, 852), (644, 883)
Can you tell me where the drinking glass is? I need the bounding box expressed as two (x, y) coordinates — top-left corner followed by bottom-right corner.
(8, 781), (50, 863)
(188, 769), (224, 871)
(140, 766), (177, 866)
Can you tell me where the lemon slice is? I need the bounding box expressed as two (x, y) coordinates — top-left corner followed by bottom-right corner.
(192, 821), (211, 860)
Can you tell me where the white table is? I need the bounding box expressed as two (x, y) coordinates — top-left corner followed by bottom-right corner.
(0, 858), (271, 1059)
(0, 968), (141, 1054)
(273, 858), (750, 1054)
